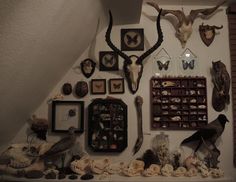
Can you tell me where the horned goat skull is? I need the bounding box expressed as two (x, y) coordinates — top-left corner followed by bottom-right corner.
(105, 10), (163, 94)
(147, 1), (225, 48)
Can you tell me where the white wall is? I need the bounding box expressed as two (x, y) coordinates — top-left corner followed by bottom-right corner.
(12, 3), (236, 181)
(0, 0), (106, 151)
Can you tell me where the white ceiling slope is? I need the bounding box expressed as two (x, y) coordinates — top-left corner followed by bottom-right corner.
(0, 0), (143, 149)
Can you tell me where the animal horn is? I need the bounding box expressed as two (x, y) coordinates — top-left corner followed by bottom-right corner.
(105, 10), (131, 63)
(147, 1), (185, 25)
(137, 9), (163, 64)
(212, 25), (223, 29)
(189, 1), (226, 23)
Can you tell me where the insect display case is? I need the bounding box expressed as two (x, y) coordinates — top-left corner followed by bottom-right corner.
(88, 98), (127, 152)
(151, 76), (208, 130)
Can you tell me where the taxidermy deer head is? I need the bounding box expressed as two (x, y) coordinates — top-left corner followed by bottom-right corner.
(105, 10), (163, 94)
(147, 1), (225, 48)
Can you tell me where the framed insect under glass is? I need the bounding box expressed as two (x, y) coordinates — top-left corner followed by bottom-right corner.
(109, 78), (125, 94)
(91, 79), (106, 94)
(99, 51), (119, 71)
(121, 28), (144, 51)
(51, 101), (84, 133)
(153, 48), (172, 75)
(179, 48), (198, 74)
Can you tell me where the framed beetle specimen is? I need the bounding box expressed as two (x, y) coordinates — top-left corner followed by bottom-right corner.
(91, 79), (106, 94)
(109, 78), (125, 94)
(99, 51), (119, 71)
(121, 28), (144, 51)
(88, 98), (127, 152)
(52, 100), (84, 133)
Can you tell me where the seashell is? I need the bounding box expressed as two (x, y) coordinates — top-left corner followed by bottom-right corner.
(80, 173), (94, 180)
(172, 167), (187, 177)
(62, 83), (72, 95)
(106, 162), (124, 174)
(171, 116), (181, 121)
(70, 157), (91, 175)
(185, 168), (198, 177)
(162, 81), (176, 87)
(90, 158), (110, 174)
(143, 164), (161, 177)
(122, 160), (144, 177)
(75, 81), (88, 98)
(210, 168), (224, 178)
(184, 155), (198, 170)
(161, 164), (174, 176)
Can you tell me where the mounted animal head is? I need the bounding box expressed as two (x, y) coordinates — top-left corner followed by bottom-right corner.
(147, 1), (225, 48)
(105, 10), (163, 94)
(199, 23), (223, 46)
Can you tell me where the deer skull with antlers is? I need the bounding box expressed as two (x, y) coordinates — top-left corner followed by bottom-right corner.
(105, 10), (163, 94)
(147, 1), (225, 48)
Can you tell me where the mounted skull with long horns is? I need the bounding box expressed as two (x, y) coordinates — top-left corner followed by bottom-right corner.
(147, 1), (225, 48)
(105, 10), (163, 94)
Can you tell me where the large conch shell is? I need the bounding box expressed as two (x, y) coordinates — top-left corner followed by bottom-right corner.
(122, 160), (144, 177)
(142, 164), (161, 177)
(90, 158), (110, 174)
(184, 155), (198, 170)
(70, 157), (91, 175)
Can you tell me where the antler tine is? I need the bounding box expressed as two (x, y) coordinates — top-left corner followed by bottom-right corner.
(189, 1), (226, 23)
(147, 1), (185, 23)
(212, 25), (223, 29)
(137, 9), (163, 64)
(105, 10), (130, 62)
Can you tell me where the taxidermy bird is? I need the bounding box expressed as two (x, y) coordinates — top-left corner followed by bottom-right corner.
(180, 114), (229, 153)
(40, 127), (76, 167)
(211, 60), (230, 112)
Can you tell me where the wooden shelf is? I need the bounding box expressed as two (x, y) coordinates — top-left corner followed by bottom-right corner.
(151, 76), (208, 130)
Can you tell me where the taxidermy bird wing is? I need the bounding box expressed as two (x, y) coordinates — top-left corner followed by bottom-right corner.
(181, 128), (217, 145)
(189, 1), (226, 23)
(41, 136), (75, 158)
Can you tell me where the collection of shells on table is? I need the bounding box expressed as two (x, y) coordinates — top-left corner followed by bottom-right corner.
(151, 76), (208, 129)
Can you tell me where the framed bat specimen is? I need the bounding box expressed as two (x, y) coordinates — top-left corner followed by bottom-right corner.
(109, 78), (125, 94)
(91, 79), (106, 95)
(99, 51), (119, 71)
(52, 100), (84, 133)
(88, 98), (127, 152)
(121, 28), (144, 51)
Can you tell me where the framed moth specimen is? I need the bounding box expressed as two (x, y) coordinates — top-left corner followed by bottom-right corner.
(121, 28), (144, 51)
(99, 51), (119, 71)
(109, 78), (125, 94)
(51, 100), (84, 133)
(91, 79), (106, 94)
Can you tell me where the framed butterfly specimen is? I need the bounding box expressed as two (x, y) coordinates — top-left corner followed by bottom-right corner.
(121, 28), (144, 51)
(180, 48), (197, 72)
(99, 51), (119, 71)
(91, 79), (106, 95)
(153, 48), (171, 73)
(109, 78), (125, 94)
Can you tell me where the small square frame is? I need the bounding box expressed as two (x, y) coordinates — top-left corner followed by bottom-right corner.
(91, 79), (106, 94)
(121, 28), (144, 51)
(109, 78), (125, 94)
(52, 100), (84, 133)
(99, 51), (119, 71)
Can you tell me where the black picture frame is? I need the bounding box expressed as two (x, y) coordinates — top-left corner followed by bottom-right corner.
(121, 28), (144, 51)
(91, 79), (106, 94)
(52, 100), (84, 133)
(88, 98), (128, 152)
(109, 78), (125, 94)
(99, 51), (119, 71)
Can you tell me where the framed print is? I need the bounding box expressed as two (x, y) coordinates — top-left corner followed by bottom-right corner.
(52, 101), (84, 133)
(99, 51), (119, 71)
(109, 78), (125, 94)
(91, 79), (106, 94)
(121, 28), (144, 51)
